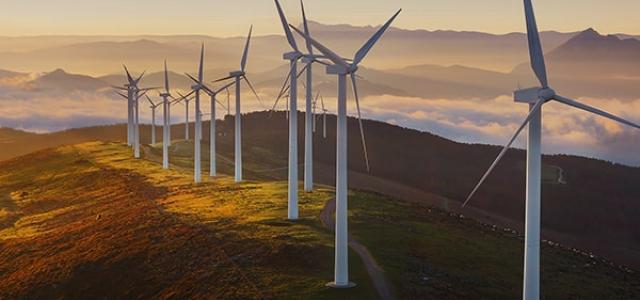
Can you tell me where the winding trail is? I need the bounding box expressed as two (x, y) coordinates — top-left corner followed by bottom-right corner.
(553, 165), (567, 184)
(320, 198), (395, 300)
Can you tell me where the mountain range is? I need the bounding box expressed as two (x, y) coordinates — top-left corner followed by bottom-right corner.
(1, 26), (638, 100)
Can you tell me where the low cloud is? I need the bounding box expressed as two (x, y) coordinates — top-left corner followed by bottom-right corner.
(2, 89), (640, 166)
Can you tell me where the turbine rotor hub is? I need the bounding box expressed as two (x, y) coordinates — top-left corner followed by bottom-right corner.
(539, 87), (555, 101)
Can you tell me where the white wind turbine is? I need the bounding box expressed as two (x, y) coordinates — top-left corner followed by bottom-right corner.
(275, 0), (304, 220)
(291, 9), (401, 288)
(275, 0), (324, 194)
(463, 1), (640, 299)
(213, 26), (262, 183)
(300, 0), (317, 193)
(113, 66), (143, 148)
(145, 95), (161, 144)
(159, 61), (173, 169)
(185, 67), (234, 177)
(315, 93), (328, 139)
(123, 66), (155, 159)
(183, 94), (193, 141)
(185, 44), (206, 183)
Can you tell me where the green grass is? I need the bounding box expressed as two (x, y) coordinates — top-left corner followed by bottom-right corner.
(1, 141), (638, 299)
(347, 191), (639, 299)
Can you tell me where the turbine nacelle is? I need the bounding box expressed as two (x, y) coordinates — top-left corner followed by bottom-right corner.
(300, 56), (315, 64)
(514, 87), (555, 104)
(229, 70), (245, 77)
(283, 51), (303, 61)
(326, 64), (357, 75)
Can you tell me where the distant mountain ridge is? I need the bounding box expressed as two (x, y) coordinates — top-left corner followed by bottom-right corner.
(513, 28), (640, 79)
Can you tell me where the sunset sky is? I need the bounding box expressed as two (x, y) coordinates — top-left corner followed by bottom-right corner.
(1, 0), (639, 36)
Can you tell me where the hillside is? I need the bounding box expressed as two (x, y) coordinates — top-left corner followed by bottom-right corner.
(2, 111), (640, 272)
(1, 141), (638, 299)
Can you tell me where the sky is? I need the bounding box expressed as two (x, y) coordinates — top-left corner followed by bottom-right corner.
(1, 0), (639, 37)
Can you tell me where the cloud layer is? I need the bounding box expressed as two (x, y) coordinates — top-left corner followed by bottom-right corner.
(2, 89), (640, 166)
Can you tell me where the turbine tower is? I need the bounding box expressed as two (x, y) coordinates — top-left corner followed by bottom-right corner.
(300, 0), (316, 193)
(159, 61), (172, 169)
(187, 44), (206, 184)
(145, 95), (161, 144)
(275, 0), (303, 220)
(183, 94), (192, 141)
(291, 9), (400, 288)
(214, 26), (261, 183)
(186, 71), (234, 177)
(463, 1), (640, 299)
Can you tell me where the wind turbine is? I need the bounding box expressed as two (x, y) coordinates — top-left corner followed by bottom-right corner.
(113, 66), (143, 148)
(275, 0), (304, 219)
(183, 44), (206, 184)
(186, 67), (234, 177)
(159, 61), (173, 169)
(145, 95), (161, 144)
(275, 0), (325, 195)
(463, 1), (640, 299)
(314, 93), (328, 139)
(300, 0), (317, 193)
(123, 66), (155, 159)
(213, 26), (262, 183)
(291, 9), (401, 288)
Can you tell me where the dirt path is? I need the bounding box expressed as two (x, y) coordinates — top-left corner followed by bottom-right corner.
(320, 198), (395, 300)
(551, 165), (567, 184)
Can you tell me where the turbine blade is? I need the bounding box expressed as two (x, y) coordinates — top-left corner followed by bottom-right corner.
(297, 63), (309, 79)
(213, 75), (235, 83)
(194, 79), (216, 96)
(173, 90), (196, 104)
(554, 95), (640, 130)
(241, 25), (253, 72)
(164, 60), (170, 93)
(136, 90), (148, 100)
(290, 24), (349, 68)
(198, 43), (205, 82)
(462, 99), (545, 207)
(313, 58), (331, 67)
(243, 75), (265, 110)
(270, 63), (295, 117)
(353, 9), (401, 66)
(134, 70), (145, 85)
(214, 96), (228, 112)
(524, 0), (548, 88)
(314, 91), (320, 108)
(215, 80), (236, 94)
(115, 91), (128, 99)
(350, 73), (370, 172)
(123, 65), (134, 84)
(137, 87), (160, 92)
(275, 0), (299, 51)
(185, 73), (199, 85)
(145, 94), (156, 106)
(301, 0), (313, 55)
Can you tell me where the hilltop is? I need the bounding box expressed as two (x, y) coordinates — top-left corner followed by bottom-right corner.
(1, 111), (640, 272)
(1, 141), (638, 299)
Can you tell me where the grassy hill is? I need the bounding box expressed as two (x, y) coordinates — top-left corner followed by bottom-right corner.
(2, 111), (640, 271)
(1, 141), (638, 299)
